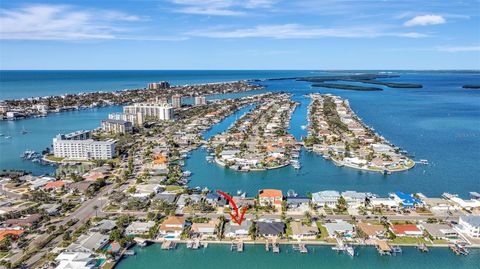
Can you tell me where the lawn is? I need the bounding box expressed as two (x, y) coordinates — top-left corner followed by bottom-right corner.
(389, 236), (429, 245)
(315, 222), (329, 240)
(44, 154), (65, 162)
(164, 185), (184, 191)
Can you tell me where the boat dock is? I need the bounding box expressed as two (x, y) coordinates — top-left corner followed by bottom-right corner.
(375, 240), (392, 256)
(292, 243), (308, 254)
(231, 241), (244, 252)
(187, 239), (201, 249)
(417, 243), (429, 252)
(272, 242), (280, 253)
(450, 243), (469, 255)
(161, 241), (177, 250)
(124, 250), (135, 256)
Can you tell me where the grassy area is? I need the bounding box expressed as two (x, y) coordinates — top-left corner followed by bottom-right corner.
(102, 262), (115, 269)
(164, 185), (184, 191)
(285, 223), (292, 237)
(315, 222), (329, 240)
(432, 239), (449, 245)
(0, 251), (10, 259)
(389, 236), (429, 245)
(44, 154), (65, 162)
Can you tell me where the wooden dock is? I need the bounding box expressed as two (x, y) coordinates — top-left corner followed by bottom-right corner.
(375, 240), (392, 256)
(293, 243), (308, 254)
(161, 241), (176, 250)
(272, 242), (280, 253)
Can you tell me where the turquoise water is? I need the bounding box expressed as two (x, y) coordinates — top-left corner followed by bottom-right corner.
(0, 106), (121, 174)
(115, 244), (480, 269)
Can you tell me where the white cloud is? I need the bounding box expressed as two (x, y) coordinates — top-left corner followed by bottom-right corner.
(437, 46), (480, 52)
(404, 15), (446, 27)
(169, 0), (278, 16)
(0, 4), (144, 40)
(187, 24), (427, 39)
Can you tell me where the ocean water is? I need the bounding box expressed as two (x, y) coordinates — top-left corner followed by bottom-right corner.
(115, 244), (480, 269)
(0, 70), (317, 100)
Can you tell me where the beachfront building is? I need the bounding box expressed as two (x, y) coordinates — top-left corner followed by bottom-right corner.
(312, 191), (340, 208)
(124, 102), (173, 121)
(53, 131), (116, 160)
(258, 189), (283, 208)
(369, 197), (399, 210)
(66, 232), (109, 253)
(147, 81), (170, 90)
(194, 96), (207, 106)
(389, 224), (423, 237)
(421, 223), (458, 240)
(455, 215), (480, 238)
(101, 119), (133, 134)
(171, 94), (182, 108)
(108, 112), (144, 126)
(159, 216), (185, 239)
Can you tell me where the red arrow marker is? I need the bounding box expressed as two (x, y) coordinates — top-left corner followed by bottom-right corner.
(216, 190), (247, 225)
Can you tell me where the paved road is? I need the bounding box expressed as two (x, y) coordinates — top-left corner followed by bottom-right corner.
(23, 183), (115, 268)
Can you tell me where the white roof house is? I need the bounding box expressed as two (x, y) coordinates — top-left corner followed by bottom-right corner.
(66, 232), (109, 253)
(323, 220), (355, 238)
(312, 191), (340, 208)
(55, 252), (96, 269)
(126, 221), (156, 235)
(455, 215), (480, 238)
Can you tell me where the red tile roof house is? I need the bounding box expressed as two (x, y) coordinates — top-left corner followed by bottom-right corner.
(258, 189), (283, 209)
(43, 180), (66, 191)
(390, 224), (423, 237)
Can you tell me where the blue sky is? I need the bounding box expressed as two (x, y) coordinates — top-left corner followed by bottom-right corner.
(0, 0), (479, 70)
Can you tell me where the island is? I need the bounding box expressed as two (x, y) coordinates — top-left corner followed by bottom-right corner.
(304, 93), (415, 173)
(208, 93), (301, 171)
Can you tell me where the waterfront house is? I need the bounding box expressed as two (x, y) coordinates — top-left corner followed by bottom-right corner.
(356, 222), (386, 239)
(126, 221), (156, 236)
(286, 197), (310, 212)
(390, 224), (423, 237)
(391, 192), (423, 208)
(324, 220), (355, 238)
(449, 197), (480, 211)
(66, 232), (109, 253)
(455, 215), (480, 238)
(159, 216), (185, 239)
(421, 197), (456, 211)
(421, 223), (458, 240)
(341, 191), (368, 208)
(232, 196), (256, 208)
(204, 192), (228, 207)
(55, 251), (96, 269)
(190, 219), (219, 239)
(257, 219), (285, 238)
(220, 149), (241, 161)
(258, 189), (283, 208)
(312, 191), (340, 208)
(290, 221), (318, 240)
(369, 197), (399, 210)
(176, 194), (202, 208)
(29, 176), (55, 190)
(224, 220), (252, 239)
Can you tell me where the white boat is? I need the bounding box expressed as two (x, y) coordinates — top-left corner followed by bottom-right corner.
(183, 171), (192, 177)
(346, 246), (355, 257)
(300, 125), (307, 130)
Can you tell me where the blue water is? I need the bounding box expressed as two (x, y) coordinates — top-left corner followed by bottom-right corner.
(115, 244), (480, 269)
(0, 71), (479, 198)
(0, 70), (316, 100)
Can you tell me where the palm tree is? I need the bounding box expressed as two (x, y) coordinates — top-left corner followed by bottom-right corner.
(93, 205), (99, 218)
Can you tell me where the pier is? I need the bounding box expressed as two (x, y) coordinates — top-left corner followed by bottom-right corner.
(231, 241), (244, 252)
(292, 243), (308, 254)
(417, 243), (429, 253)
(161, 241), (177, 250)
(375, 240), (392, 256)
